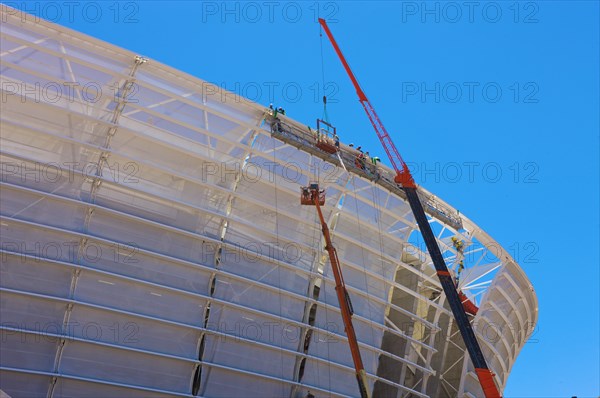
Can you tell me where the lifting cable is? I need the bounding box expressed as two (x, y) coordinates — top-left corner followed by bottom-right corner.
(319, 23), (331, 129)
(371, 184), (390, 299)
(317, 26), (337, 376)
(270, 137), (286, 386)
(317, 160), (333, 391)
(348, 176), (378, 349)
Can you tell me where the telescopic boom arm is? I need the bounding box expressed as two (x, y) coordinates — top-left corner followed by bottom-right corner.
(318, 18), (501, 398)
(302, 186), (371, 398)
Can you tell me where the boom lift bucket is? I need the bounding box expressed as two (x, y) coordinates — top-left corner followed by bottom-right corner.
(301, 183), (325, 205)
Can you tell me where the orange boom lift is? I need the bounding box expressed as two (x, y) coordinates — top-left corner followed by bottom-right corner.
(318, 18), (501, 398)
(300, 184), (370, 398)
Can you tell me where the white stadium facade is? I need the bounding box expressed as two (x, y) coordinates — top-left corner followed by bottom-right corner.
(0, 7), (537, 398)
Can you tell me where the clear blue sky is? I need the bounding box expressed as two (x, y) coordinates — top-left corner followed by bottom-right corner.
(10, 1), (599, 396)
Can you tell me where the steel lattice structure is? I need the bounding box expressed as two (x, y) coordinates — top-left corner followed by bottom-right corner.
(0, 8), (537, 398)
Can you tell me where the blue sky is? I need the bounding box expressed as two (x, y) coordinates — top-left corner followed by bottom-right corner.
(9, 1), (599, 396)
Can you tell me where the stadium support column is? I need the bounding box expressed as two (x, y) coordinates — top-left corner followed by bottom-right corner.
(193, 117), (262, 396)
(47, 55), (146, 398)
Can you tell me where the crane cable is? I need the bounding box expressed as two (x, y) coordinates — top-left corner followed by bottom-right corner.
(270, 138), (286, 387)
(348, 177), (377, 348)
(319, 23), (331, 128)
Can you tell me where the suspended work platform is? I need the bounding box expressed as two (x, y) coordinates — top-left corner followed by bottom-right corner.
(269, 111), (464, 231)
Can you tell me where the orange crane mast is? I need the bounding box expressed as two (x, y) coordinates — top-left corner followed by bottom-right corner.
(318, 18), (502, 398)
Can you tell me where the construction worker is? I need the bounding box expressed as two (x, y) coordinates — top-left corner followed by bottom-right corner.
(456, 260), (465, 285)
(355, 152), (366, 170)
(333, 132), (339, 148)
(301, 187), (311, 203)
(451, 236), (465, 284)
(451, 236), (464, 251)
(370, 156), (380, 180)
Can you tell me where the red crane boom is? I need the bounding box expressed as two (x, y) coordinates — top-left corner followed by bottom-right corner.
(318, 18), (501, 398)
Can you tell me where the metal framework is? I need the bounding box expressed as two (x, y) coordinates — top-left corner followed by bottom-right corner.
(0, 7), (537, 398)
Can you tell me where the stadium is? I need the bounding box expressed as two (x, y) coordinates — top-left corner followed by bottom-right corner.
(0, 7), (537, 398)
